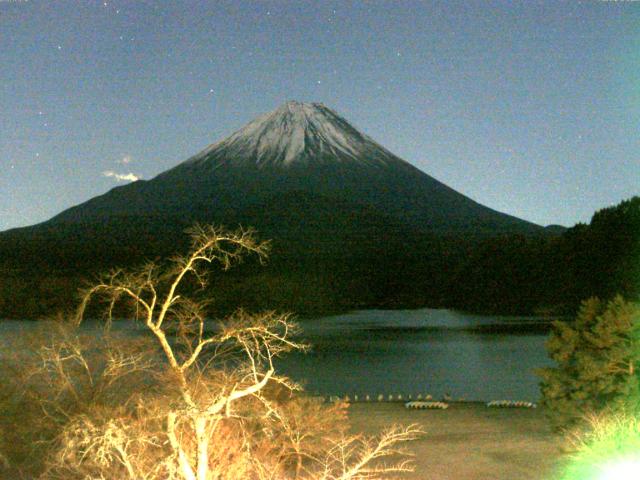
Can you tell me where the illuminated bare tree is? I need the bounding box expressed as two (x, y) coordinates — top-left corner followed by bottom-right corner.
(47, 224), (423, 480)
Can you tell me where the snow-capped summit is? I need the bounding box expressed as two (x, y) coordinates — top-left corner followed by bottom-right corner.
(184, 101), (401, 168)
(46, 101), (541, 237)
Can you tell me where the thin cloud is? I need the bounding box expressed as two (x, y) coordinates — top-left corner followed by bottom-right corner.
(102, 170), (140, 182)
(118, 155), (132, 165)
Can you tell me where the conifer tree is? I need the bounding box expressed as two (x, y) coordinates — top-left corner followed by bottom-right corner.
(538, 295), (640, 429)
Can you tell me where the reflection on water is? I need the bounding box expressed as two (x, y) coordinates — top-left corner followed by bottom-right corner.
(276, 309), (553, 402)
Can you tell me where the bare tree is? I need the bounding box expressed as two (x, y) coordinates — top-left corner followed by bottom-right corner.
(0, 315), (159, 479)
(22, 225), (421, 479)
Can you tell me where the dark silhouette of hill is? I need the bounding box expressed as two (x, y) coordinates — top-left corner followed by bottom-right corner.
(447, 197), (640, 315)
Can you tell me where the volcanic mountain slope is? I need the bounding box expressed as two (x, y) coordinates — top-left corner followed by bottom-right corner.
(0, 101), (547, 317)
(46, 101), (540, 235)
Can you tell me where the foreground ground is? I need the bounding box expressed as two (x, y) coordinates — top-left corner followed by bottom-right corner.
(347, 402), (568, 480)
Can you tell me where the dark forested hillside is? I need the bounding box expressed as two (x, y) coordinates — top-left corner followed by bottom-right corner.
(0, 196), (637, 319)
(448, 196), (640, 315)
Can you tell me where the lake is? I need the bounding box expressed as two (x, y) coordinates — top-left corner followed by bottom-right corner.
(0, 308), (554, 402)
(276, 309), (554, 402)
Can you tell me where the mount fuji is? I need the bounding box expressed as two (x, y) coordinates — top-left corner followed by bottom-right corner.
(47, 101), (540, 235)
(0, 101), (546, 317)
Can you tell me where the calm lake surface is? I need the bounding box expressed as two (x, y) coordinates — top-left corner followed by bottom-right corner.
(0, 309), (554, 402)
(276, 309), (554, 402)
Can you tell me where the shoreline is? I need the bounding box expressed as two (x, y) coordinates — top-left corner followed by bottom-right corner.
(347, 402), (567, 480)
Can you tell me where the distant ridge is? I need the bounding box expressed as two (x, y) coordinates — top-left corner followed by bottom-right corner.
(543, 224), (568, 235)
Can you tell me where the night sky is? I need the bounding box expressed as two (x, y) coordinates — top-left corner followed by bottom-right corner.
(1, 0), (638, 232)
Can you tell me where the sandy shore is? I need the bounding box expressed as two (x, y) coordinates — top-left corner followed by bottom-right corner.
(347, 402), (568, 480)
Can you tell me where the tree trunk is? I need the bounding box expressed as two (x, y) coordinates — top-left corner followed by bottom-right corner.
(195, 416), (210, 480)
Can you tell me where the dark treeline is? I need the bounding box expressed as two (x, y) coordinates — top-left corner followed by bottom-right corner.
(0, 196), (638, 320)
(449, 196), (639, 314)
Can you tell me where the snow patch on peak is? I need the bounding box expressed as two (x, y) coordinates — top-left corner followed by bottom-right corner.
(186, 101), (403, 169)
